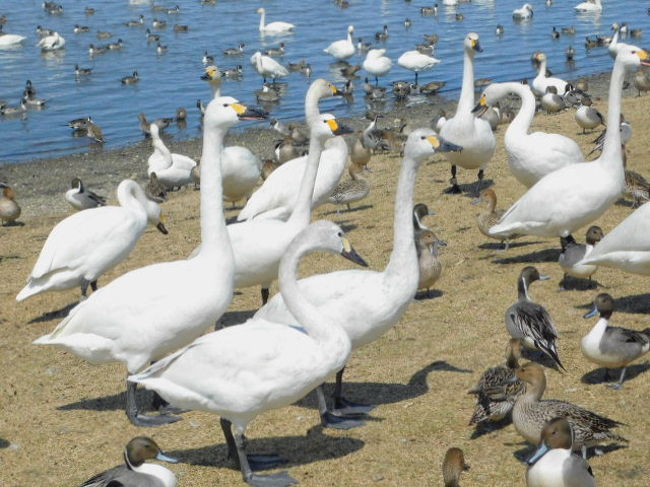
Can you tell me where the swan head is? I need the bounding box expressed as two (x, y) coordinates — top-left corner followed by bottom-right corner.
(404, 129), (462, 163)
(201, 65), (222, 81)
(583, 292), (614, 319)
(256, 7), (265, 14)
(204, 96), (268, 130)
(347, 25), (355, 33)
(124, 437), (178, 468)
(617, 45), (650, 68)
(464, 32), (482, 54)
(289, 220), (368, 268)
(143, 198), (168, 235)
(313, 114), (353, 141)
(534, 51), (547, 64)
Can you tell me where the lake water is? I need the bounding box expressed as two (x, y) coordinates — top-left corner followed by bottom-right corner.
(0, 0), (648, 163)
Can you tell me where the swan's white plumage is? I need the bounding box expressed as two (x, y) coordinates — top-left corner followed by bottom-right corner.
(147, 124), (197, 188)
(324, 25), (355, 61)
(257, 8), (295, 34)
(531, 53), (568, 97)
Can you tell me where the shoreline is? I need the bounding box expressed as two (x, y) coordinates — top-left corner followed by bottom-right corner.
(0, 68), (622, 218)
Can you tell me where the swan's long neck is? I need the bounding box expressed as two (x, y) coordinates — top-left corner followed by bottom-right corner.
(258, 10), (265, 31)
(305, 85), (323, 125)
(610, 28), (619, 49)
(198, 124), (231, 255)
(287, 134), (324, 226)
(279, 240), (350, 352)
(385, 156), (418, 281)
(504, 83), (535, 137)
(152, 132), (172, 167)
(347, 30), (353, 47)
(116, 181), (148, 221)
(457, 48), (476, 113)
(537, 58), (547, 79)
(600, 55), (626, 162)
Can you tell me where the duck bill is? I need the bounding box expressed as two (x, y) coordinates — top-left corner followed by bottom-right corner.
(156, 222), (169, 235)
(156, 452), (179, 464)
(238, 107), (268, 121)
(470, 196), (482, 206)
(438, 139), (463, 153)
(583, 304), (598, 319)
(538, 274), (550, 281)
(437, 240), (448, 247)
(526, 441), (550, 466)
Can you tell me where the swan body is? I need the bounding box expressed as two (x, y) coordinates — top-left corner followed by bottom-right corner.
(439, 33), (495, 191)
(33, 98), (262, 426)
(397, 50), (440, 84)
(147, 124), (197, 189)
(17, 180), (166, 302)
(575, 0), (602, 12)
(580, 201), (650, 275)
(475, 82), (583, 187)
(65, 177), (106, 210)
(257, 8), (294, 34)
(238, 79), (344, 221)
(0, 31), (26, 48)
(490, 47), (648, 239)
(531, 53), (567, 97)
(513, 4), (533, 19)
(255, 130), (460, 366)
(130, 221), (362, 486)
(324, 25), (355, 60)
(251, 51), (288, 82)
(362, 48), (393, 83)
(37, 31), (65, 50)
(220, 146), (262, 204)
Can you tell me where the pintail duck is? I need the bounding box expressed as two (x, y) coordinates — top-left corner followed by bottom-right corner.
(506, 267), (564, 370)
(561, 26), (576, 35)
(151, 18), (166, 29)
(375, 24), (389, 41)
(413, 202), (433, 232)
(145, 28), (159, 43)
(526, 418), (596, 487)
(566, 45), (576, 61)
(156, 42), (167, 55)
(633, 68), (650, 96)
(415, 229), (445, 297)
(223, 43), (245, 56)
(88, 43), (106, 56)
(512, 362), (626, 456)
(472, 189), (521, 250)
(146, 172), (168, 203)
(175, 107), (187, 121)
(0, 183), (21, 225)
(495, 24), (504, 36)
(328, 161), (370, 212)
(36, 25), (55, 37)
(125, 15), (145, 27)
(167, 5), (180, 14)
(558, 225), (603, 289)
(107, 39), (123, 50)
(0, 100), (27, 116)
(67, 116), (92, 132)
(264, 42), (285, 57)
(541, 86), (565, 113)
(582, 293), (650, 389)
(75, 64), (92, 76)
(575, 97), (605, 134)
(73, 24), (90, 33)
(442, 448), (470, 487)
(121, 71), (139, 85)
(78, 436), (177, 487)
(84, 6), (95, 15)
(468, 339), (524, 425)
(223, 65), (243, 79)
(65, 177), (106, 211)
(96, 30), (112, 39)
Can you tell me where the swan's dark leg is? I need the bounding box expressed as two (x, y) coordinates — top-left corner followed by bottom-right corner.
(90, 280), (98, 292)
(261, 287), (270, 305)
(80, 280), (90, 300)
(125, 380), (181, 427)
(475, 169), (484, 196)
(316, 386), (365, 430)
(332, 368), (375, 415)
(444, 165), (461, 194)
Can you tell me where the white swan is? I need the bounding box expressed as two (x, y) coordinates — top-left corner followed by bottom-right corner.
(0, 28), (26, 48)
(254, 129), (462, 423)
(439, 33), (495, 194)
(130, 221), (365, 486)
(256, 7), (294, 34)
(362, 48), (392, 85)
(490, 46), (649, 240)
(33, 98), (266, 426)
(237, 79), (345, 221)
(513, 3), (533, 19)
(147, 123), (197, 189)
(397, 50), (440, 84)
(221, 146), (262, 206)
(575, 0), (602, 12)
(473, 82), (584, 187)
(580, 201), (650, 275)
(324, 25), (355, 61)
(250, 51), (288, 83)
(608, 23), (642, 60)
(531, 52), (568, 97)
(17, 180), (166, 302)
(37, 31), (65, 51)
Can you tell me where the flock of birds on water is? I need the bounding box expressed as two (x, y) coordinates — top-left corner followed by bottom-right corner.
(3, 1), (650, 487)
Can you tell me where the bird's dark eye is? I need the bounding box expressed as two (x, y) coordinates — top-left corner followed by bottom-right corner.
(420, 136), (426, 140)
(223, 104), (229, 107)
(337, 231), (342, 237)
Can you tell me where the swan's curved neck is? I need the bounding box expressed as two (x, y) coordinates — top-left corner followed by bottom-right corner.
(151, 131), (172, 167)
(347, 30), (353, 45)
(198, 124), (231, 254)
(258, 10), (265, 31)
(500, 83), (536, 137)
(611, 28), (619, 48)
(385, 156), (418, 280)
(116, 181), (148, 219)
(279, 240), (349, 349)
(457, 48), (476, 113)
(600, 57), (628, 161)
(288, 134), (324, 226)
(536, 58), (547, 79)
(305, 87), (322, 125)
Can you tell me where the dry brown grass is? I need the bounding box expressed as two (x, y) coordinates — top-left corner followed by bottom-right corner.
(2, 95), (650, 486)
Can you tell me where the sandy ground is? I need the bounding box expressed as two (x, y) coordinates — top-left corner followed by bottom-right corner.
(1, 75), (650, 486)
